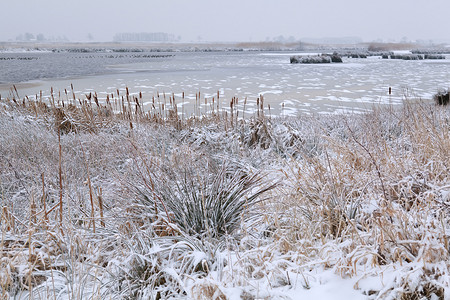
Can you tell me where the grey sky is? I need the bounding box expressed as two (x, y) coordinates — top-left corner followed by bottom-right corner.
(2, 0), (449, 43)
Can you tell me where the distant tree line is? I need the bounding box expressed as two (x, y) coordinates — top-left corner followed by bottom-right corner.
(15, 33), (69, 42)
(113, 32), (180, 42)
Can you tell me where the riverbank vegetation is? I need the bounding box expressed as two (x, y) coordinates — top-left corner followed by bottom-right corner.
(1, 90), (449, 299)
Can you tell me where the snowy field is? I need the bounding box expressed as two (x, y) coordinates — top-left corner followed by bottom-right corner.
(1, 91), (450, 299)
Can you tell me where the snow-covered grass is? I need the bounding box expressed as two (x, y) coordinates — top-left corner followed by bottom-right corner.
(1, 94), (449, 299)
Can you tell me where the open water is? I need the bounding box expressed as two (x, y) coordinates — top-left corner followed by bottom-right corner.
(0, 50), (448, 115)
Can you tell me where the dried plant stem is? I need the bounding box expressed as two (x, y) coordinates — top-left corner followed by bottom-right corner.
(98, 187), (105, 227)
(345, 119), (388, 202)
(30, 193), (36, 226)
(79, 140), (96, 233)
(58, 127), (63, 233)
(41, 173), (48, 227)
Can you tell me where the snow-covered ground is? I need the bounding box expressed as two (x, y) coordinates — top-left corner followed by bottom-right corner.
(1, 93), (450, 299)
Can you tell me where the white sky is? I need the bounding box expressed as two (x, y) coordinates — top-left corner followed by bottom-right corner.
(1, 0), (449, 43)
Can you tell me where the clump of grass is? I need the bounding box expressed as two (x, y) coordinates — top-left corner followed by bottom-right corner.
(130, 149), (277, 240)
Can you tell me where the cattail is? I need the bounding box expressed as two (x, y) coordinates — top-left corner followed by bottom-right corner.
(30, 194), (36, 226)
(51, 87), (55, 106)
(13, 84), (19, 98)
(135, 96), (141, 108)
(94, 93), (99, 107)
(256, 97), (260, 118)
(98, 187), (105, 227)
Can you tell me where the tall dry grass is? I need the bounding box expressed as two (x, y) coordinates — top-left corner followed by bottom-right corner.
(0, 90), (449, 299)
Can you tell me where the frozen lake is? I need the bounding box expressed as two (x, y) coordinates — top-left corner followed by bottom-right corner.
(0, 50), (448, 115)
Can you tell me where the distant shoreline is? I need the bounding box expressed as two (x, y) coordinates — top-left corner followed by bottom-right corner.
(1, 41), (449, 53)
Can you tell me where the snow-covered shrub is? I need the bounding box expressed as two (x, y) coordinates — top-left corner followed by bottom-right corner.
(129, 149), (277, 240)
(434, 90), (449, 106)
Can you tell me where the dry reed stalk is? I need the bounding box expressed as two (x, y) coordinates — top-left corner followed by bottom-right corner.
(121, 96), (125, 116)
(158, 92), (162, 117)
(50, 87), (55, 107)
(79, 140), (96, 233)
(2, 206), (14, 232)
(235, 97), (239, 125)
(256, 97), (260, 118)
(98, 187), (105, 227)
(13, 84), (19, 99)
(71, 83), (75, 105)
(64, 88), (68, 104)
(182, 92), (185, 121)
(10, 91), (17, 104)
(58, 127), (63, 234)
(93, 93), (99, 108)
(260, 95), (264, 118)
(30, 193), (37, 226)
(243, 97), (247, 120)
(217, 90), (220, 113)
(163, 91), (167, 106)
(41, 173), (48, 227)
(230, 98), (234, 128)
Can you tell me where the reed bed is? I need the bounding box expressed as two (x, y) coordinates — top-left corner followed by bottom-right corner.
(2, 85), (269, 133)
(0, 88), (449, 299)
